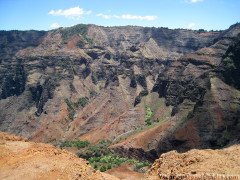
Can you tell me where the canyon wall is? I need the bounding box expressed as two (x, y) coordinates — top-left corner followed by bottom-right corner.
(0, 23), (239, 161)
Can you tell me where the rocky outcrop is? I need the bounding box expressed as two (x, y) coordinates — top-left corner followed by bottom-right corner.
(151, 23), (240, 155)
(144, 144), (240, 179)
(220, 33), (240, 89)
(0, 132), (119, 180)
(0, 23), (240, 162)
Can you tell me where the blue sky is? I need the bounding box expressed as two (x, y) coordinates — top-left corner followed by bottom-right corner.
(0, 0), (239, 31)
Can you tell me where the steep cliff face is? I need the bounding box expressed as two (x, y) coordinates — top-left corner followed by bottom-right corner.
(0, 23), (239, 161)
(150, 24), (240, 156)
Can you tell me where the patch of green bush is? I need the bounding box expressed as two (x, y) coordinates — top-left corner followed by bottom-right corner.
(65, 96), (89, 119)
(59, 24), (92, 43)
(145, 105), (152, 125)
(90, 90), (97, 98)
(1, 60), (26, 99)
(107, 163), (112, 169)
(69, 110), (76, 120)
(74, 97), (89, 108)
(65, 98), (75, 120)
(78, 140), (151, 171)
(60, 140), (89, 149)
(221, 33), (240, 89)
(91, 72), (98, 84)
(100, 165), (107, 172)
(65, 98), (74, 111)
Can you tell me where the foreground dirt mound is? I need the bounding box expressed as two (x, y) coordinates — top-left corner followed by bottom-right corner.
(0, 132), (118, 180)
(144, 145), (240, 179)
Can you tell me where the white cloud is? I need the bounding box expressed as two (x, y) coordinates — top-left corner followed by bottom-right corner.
(191, 0), (204, 2)
(121, 14), (157, 20)
(48, 6), (92, 19)
(185, 0), (204, 3)
(97, 14), (157, 21)
(97, 13), (111, 19)
(187, 23), (195, 29)
(50, 23), (61, 28)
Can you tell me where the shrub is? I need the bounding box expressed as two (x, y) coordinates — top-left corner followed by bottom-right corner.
(145, 106), (152, 125)
(59, 24), (92, 43)
(135, 161), (151, 169)
(1, 60), (26, 99)
(65, 98), (74, 111)
(94, 163), (98, 170)
(76, 97), (89, 107)
(107, 163), (112, 169)
(69, 110), (76, 120)
(60, 140), (89, 149)
(100, 165), (107, 172)
(90, 90), (97, 98)
(78, 139), (151, 171)
(91, 72), (98, 84)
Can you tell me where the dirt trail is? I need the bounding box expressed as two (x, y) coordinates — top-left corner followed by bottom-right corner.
(106, 164), (144, 180)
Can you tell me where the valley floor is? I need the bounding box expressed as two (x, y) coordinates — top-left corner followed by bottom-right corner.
(1, 131), (240, 180)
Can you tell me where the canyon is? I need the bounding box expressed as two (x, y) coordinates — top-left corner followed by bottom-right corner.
(1, 132), (239, 179)
(0, 23), (240, 164)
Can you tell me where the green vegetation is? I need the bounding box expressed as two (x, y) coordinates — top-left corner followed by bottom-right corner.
(91, 72), (98, 84)
(1, 60), (26, 99)
(68, 109), (76, 120)
(233, 90), (240, 111)
(24, 87), (34, 107)
(65, 98), (74, 111)
(88, 154), (150, 172)
(65, 96), (89, 120)
(136, 74), (147, 88)
(222, 33), (240, 89)
(60, 140), (89, 149)
(24, 77), (58, 114)
(59, 24), (92, 43)
(197, 29), (206, 33)
(130, 76), (137, 88)
(100, 165), (107, 172)
(90, 90), (97, 98)
(223, 57), (236, 69)
(170, 103), (195, 133)
(134, 90), (149, 106)
(145, 106), (153, 125)
(65, 98), (75, 120)
(113, 117), (168, 144)
(78, 140), (151, 172)
(75, 97), (89, 108)
(113, 96), (172, 144)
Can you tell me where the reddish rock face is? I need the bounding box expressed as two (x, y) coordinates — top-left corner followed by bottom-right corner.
(0, 23), (240, 161)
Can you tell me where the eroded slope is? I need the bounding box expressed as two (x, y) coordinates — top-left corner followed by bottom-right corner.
(0, 24), (240, 162)
(145, 144), (240, 179)
(0, 132), (118, 180)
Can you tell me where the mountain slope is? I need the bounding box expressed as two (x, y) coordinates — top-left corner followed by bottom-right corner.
(1, 132), (239, 180)
(0, 23), (240, 161)
(145, 144), (240, 179)
(0, 132), (118, 180)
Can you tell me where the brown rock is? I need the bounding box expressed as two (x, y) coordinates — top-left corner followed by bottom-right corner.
(0, 132), (119, 180)
(144, 145), (240, 179)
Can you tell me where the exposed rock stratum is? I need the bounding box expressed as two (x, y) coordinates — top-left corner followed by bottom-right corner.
(0, 23), (240, 162)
